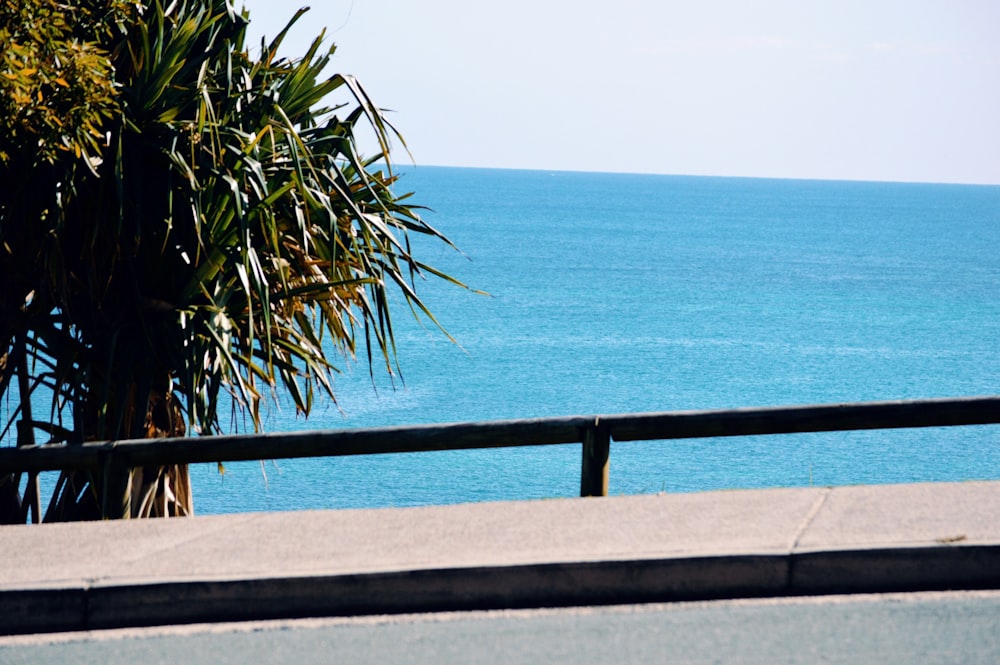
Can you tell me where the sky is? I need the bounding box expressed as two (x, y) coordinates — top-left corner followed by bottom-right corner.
(240, 1), (1000, 185)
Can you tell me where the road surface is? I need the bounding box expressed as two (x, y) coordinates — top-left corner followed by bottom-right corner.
(2, 591), (998, 664)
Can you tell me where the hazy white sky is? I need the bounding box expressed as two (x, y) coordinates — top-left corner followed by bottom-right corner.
(241, 1), (999, 184)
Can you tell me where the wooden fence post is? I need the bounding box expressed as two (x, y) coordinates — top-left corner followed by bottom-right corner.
(580, 419), (610, 497)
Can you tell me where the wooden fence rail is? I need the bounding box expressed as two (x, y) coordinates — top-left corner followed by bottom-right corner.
(2, 396), (999, 503)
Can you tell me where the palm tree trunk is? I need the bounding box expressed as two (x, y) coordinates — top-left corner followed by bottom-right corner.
(44, 386), (193, 521)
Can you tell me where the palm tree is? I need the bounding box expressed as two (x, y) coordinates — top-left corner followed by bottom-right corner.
(0, 0), (461, 521)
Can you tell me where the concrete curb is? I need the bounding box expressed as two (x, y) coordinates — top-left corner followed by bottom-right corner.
(4, 544), (999, 635)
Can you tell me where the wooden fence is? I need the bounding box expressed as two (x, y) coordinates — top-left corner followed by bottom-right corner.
(1, 396), (998, 513)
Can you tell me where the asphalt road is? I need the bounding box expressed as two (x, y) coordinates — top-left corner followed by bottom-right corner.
(2, 591), (998, 664)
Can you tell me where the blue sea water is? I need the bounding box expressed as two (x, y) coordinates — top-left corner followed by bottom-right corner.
(186, 167), (1000, 514)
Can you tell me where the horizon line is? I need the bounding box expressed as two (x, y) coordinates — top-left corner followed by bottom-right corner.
(396, 162), (1000, 188)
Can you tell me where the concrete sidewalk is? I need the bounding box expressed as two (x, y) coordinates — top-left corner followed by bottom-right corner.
(2, 481), (999, 635)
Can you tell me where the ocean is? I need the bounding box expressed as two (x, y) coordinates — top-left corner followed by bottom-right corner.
(185, 167), (996, 512)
